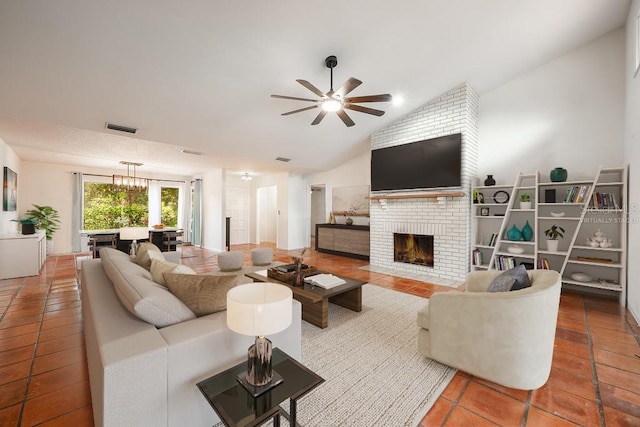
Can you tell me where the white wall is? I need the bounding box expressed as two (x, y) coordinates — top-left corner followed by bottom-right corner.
(0, 137), (21, 235)
(479, 28), (625, 184)
(287, 174), (310, 250)
(257, 185), (277, 243)
(201, 168), (225, 252)
(625, 0), (640, 323)
(226, 175), (251, 245)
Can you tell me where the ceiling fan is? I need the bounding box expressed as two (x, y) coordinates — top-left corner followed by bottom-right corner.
(271, 55), (392, 127)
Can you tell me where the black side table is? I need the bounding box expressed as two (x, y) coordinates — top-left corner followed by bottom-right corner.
(197, 348), (324, 427)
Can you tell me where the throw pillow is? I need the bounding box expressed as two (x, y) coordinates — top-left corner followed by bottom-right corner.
(163, 273), (243, 316)
(150, 259), (196, 287)
(134, 242), (162, 270)
(487, 265), (532, 292)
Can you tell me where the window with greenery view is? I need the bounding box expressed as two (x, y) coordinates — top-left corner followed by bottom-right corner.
(161, 187), (179, 227)
(83, 183), (149, 229)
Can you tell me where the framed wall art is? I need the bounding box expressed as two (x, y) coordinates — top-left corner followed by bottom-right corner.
(3, 167), (17, 211)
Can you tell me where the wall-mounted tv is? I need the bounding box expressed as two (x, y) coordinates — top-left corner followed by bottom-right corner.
(371, 133), (462, 192)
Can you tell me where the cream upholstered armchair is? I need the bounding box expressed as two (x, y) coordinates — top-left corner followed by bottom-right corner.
(417, 269), (561, 390)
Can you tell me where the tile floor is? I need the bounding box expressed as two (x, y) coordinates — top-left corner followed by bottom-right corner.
(0, 244), (639, 426)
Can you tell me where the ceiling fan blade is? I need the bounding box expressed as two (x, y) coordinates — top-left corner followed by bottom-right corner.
(335, 77), (362, 98)
(296, 79), (325, 98)
(344, 104), (386, 117)
(311, 110), (328, 125)
(271, 94), (318, 102)
(344, 94), (393, 103)
(336, 109), (355, 127)
(282, 105), (319, 116)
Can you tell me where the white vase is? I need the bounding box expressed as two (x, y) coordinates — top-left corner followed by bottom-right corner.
(547, 239), (559, 252)
(520, 201), (532, 210)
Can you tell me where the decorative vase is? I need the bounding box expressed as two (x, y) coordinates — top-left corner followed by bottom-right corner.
(291, 263), (305, 286)
(550, 167), (568, 182)
(21, 223), (36, 235)
(521, 220), (534, 241)
(547, 239), (559, 252)
(345, 217), (353, 226)
(506, 224), (522, 241)
(484, 175), (496, 186)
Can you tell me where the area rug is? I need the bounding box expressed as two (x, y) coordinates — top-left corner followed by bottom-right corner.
(283, 284), (456, 426)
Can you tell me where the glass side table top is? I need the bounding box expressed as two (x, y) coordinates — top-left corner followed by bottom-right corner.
(197, 348), (324, 427)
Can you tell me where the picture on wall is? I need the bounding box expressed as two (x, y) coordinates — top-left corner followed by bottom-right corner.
(3, 167), (17, 211)
(332, 185), (370, 217)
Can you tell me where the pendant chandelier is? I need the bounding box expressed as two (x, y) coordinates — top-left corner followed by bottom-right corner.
(241, 172), (252, 181)
(113, 161), (149, 191)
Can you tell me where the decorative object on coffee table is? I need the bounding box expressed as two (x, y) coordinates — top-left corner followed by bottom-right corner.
(226, 282), (293, 396)
(291, 248), (307, 286)
(550, 167), (568, 182)
(484, 175), (496, 186)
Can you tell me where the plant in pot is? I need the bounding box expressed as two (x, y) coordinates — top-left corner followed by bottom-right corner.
(520, 193), (532, 210)
(544, 224), (565, 252)
(11, 217), (39, 235)
(24, 204), (60, 241)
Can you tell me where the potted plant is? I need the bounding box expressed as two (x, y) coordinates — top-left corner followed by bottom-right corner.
(11, 217), (39, 235)
(544, 224), (565, 252)
(24, 204), (60, 241)
(520, 193), (532, 209)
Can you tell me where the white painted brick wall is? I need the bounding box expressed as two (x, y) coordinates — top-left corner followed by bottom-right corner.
(370, 83), (479, 281)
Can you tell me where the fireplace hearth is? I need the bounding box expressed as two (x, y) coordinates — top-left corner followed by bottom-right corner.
(394, 233), (434, 267)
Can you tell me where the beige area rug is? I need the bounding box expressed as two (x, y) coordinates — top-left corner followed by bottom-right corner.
(279, 284), (456, 426)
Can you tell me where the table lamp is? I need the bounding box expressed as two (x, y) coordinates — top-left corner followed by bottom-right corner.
(119, 227), (149, 256)
(227, 282), (293, 397)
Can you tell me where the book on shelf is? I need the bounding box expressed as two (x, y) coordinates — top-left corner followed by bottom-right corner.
(472, 249), (483, 266)
(563, 185), (591, 203)
(487, 233), (497, 247)
(537, 258), (550, 270)
(590, 192), (620, 209)
(495, 255), (516, 270)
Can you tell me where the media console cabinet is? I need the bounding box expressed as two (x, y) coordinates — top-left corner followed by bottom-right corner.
(315, 224), (370, 260)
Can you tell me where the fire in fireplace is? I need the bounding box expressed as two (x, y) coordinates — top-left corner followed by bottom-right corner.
(394, 233), (434, 267)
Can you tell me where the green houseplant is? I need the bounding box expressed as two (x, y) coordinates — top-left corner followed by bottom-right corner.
(544, 224), (565, 252)
(519, 193), (532, 209)
(11, 217), (39, 235)
(25, 204), (60, 241)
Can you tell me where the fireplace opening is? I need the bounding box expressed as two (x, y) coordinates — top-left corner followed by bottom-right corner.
(394, 233), (434, 267)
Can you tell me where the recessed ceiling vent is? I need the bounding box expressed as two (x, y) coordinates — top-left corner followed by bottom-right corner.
(275, 157), (291, 162)
(105, 122), (138, 134)
(181, 149), (203, 155)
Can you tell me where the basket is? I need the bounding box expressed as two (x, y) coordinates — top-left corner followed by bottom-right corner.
(267, 266), (317, 283)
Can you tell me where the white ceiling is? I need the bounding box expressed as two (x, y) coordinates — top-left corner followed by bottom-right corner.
(0, 1), (630, 178)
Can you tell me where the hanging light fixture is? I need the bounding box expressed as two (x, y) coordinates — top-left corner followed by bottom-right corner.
(113, 161), (149, 191)
(241, 172), (252, 181)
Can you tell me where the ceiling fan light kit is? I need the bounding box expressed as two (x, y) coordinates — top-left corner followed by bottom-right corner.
(271, 55), (392, 127)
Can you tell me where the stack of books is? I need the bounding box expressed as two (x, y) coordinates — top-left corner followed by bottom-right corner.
(537, 258), (550, 269)
(304, 274), (347, 289)
(495, 255), (516, 270)
(472, 249), (484, 266)
(590, 192), (620, 209)
(563, 185), (591, 203)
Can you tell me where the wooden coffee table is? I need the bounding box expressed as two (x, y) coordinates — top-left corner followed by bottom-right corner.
(245, 270), (365, 329)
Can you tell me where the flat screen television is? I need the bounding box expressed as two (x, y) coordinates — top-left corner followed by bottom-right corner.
(370, 133), (462, 191)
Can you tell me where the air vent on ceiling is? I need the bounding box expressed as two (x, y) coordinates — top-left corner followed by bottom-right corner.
(275, 157), (291, 162)
(181, 149), (203, 156)
(105, 122), (138, 134)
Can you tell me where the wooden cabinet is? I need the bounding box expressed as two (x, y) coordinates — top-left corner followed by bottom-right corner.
(0, 231), (46, 279)
(316, 224), (370, 260)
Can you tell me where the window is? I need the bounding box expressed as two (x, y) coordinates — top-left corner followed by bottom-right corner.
(83, 183), (149, 229)
(161, 187), (179, 227)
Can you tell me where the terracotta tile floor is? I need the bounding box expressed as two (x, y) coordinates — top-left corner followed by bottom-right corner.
(1, 244), (639, 426)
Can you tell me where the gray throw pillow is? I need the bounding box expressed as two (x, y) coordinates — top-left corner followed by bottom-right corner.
(487, 265), (532, 292)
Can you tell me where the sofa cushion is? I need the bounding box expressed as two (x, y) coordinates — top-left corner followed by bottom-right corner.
(150, 259), (196, 287)
(163, 273), (252, 317)
(134, 242), (162, 270)
(100, 247), (196, 327)
(487, 265), (532, 292)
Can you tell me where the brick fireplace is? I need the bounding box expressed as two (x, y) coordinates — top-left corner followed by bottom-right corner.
(369, 83), (479, 282)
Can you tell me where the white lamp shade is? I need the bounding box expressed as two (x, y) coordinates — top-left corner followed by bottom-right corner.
(227, 283), (293, 337)
(119, 227), (149, 241)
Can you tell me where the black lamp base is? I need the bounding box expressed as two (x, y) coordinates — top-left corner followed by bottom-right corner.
(236, 370), (283, 397)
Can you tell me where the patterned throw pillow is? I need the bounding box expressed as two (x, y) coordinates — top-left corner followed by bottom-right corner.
(150, 259), (195, 286)
(163, 273), (246, 316)
(487, 265), (532, 292)
(134, 242), (162, 270)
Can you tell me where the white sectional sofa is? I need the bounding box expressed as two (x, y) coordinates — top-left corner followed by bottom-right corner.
(81, 248), (302, 427)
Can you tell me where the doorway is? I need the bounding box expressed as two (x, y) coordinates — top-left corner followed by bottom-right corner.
(257, 186), (277, 244)
(310, 185), (326, 240)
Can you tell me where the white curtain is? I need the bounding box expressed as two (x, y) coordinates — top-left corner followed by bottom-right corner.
(192, 179), (202, 246)
(71, 172), (83, 252)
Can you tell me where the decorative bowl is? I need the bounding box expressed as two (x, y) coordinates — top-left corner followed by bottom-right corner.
(570, 272), (592, 282)
(550, 212), (565, 218)
(507, 246), (524, 254)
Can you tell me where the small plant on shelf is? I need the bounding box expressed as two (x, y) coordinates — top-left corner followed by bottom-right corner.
(11, 217), (39, 235)
(519, 193), (532, 209)
(520, 194), (531, 202)
(544, 224), (565, 252)
(25, 204), (60, 241)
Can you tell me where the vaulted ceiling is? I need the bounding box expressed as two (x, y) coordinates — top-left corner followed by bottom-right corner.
(0, 1), (630, 178)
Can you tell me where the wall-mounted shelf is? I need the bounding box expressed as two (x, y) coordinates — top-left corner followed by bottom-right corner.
(368, 192), (465, 200)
